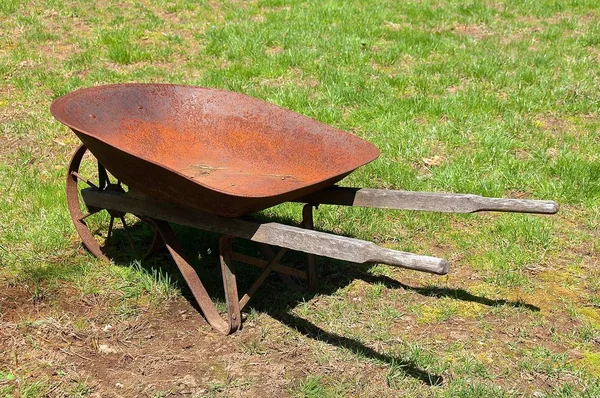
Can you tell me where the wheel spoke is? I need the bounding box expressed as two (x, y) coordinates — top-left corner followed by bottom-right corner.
(120, 216), (137, 255)
(79, 208), (102, 222)
(106, 216), (115, 240)
(71, 171), (98, 189)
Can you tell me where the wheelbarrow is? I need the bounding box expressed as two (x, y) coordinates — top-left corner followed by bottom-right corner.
(50, 84), (559, 335)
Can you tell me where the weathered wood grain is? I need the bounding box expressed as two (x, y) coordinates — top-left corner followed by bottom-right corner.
(297, 187), (559, 214)
(82, 189), (449, 275)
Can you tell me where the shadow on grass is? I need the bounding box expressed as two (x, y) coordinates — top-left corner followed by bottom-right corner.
(356, 274), (540, 311)
(274, 311), (444, 386)
(102, 210), (536, 386)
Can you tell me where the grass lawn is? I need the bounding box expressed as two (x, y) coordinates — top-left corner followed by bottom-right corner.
(1, 0), (600, 396)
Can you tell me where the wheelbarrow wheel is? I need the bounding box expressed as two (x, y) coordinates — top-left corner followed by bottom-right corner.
(66, 144), (163, 261)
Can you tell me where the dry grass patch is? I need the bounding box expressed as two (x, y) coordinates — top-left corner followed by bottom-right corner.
(451, 24), (492, 40)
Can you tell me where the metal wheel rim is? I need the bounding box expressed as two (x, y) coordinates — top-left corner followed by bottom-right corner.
(66, 144), (163, 261)
(66, 144), (109, 260)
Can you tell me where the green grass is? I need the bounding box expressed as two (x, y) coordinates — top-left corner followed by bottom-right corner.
(1, 0), (600, 396)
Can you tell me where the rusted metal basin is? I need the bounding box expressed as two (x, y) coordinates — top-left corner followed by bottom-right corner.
(50, 84), (380, 217)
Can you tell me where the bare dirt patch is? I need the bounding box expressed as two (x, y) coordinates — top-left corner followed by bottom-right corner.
(3, 279), (390, 397)
(445, 76), (469, 94)
(451, 24), (491, 40)
(265, 45), (284, 56)
(0, 85), (27, 126)
(0, 282), (300, 396)
(260, 68), (319, 89)
(383, 20), (406, 31)
(37, 42), (82, 64)
(534, 114), (572, 135)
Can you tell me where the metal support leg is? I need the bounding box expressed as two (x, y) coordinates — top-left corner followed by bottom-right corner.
(257, 243), (304, 291)
(219, 235), (242, 331)
(302, 204), (318, 291)
(153, 220), (241, 335)
(238, 247), (287, 309)
(153, 220), (290, 334)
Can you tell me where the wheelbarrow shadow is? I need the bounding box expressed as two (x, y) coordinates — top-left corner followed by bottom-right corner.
(107, 211), (539, 387)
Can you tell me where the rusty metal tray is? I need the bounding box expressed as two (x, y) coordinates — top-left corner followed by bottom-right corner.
(50, 84), (380, 217)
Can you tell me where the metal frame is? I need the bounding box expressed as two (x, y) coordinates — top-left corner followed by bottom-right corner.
(67, 145), (559, 335)
(154, 220), (300, 334)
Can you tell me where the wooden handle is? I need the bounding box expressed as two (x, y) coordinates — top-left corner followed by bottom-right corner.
(467, 196), (559, 214)
(298, 187), (559, 214)
(81, 189), (450, 275)
(373, 248), (449, 275)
